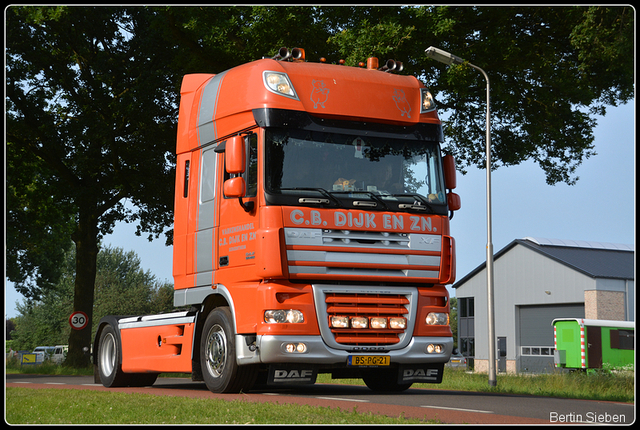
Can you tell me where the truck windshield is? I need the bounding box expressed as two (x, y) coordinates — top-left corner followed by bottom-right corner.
(265, 128), (447, 213)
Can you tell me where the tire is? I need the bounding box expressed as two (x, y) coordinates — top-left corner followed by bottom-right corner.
(200, 307), (257, 393)
(362, 368), (413, 392)
(97, 324), (127, 387)
(97, 324), (159, 387)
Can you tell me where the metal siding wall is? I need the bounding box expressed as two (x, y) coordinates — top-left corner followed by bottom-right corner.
(519, 304), (584, 345)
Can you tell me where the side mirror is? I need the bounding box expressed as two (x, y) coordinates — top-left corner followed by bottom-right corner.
(225, 135), (246, 174)
(224, 176), (245, 198)
(442, 154), (457, 190)
(447, 192), (461, 212)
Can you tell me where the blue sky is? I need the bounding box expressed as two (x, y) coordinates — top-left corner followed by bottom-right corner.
(4, 102), (635, 319)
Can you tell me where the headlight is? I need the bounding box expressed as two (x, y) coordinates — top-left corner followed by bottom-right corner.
(264, 309), (304, 324)
(421, 89), (436, 113)
(426, 312), (449, 325)
(284, 343), (307, 353)
(330, 316), (349, 328)
(263, 71), (298, 99)
(350, 317), (368, 329)
(389, 317), (407, 329)
(427, 343), (444, 354)
(370, 317), (388, 329)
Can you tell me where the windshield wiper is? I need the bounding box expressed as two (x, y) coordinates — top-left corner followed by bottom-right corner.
(328, 190), (391, 211)
(280, 187), (343, 207)
(393, 193), (435, 213)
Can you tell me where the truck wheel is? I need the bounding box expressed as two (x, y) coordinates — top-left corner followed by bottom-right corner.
(97, 324), (127, 387)
(200, 307), (257, 393)
(362, 369), (412, 392)
(97, 324), (159, 387)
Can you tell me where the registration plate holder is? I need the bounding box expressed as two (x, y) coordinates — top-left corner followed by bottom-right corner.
(347, 355), (391, 367)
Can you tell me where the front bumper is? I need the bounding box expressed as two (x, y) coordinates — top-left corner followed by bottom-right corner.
(236, 334), (453, 366)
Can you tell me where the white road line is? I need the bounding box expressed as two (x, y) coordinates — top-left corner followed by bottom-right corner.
(315, 396), (369, 403)
(421, 405), (493, 414)
(11, 381), (32, 384)
(44, 382), (66, 385)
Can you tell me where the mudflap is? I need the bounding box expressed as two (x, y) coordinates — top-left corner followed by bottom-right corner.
(267, 364), (318, 385)
(398, 363), (444, 384)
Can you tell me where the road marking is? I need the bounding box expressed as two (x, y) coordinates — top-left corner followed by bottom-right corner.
(421, 405), (493, 414)
(12, 381), (32, 384)
(44, 382), (66, 385)
(315, 396), (369, 403)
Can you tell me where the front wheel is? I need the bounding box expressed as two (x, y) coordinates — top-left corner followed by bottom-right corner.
(200, 307), (257, 393)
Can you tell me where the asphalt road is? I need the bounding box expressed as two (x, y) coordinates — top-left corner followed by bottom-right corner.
(7, 373), (635, 424)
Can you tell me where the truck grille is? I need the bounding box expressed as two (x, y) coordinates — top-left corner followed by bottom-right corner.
(284, 228), (442, 283)
(312, 285), (418, 350)
(325, 292), (409, 345)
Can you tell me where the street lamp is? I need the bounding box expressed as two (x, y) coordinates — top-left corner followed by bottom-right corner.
(425, 46), (497, 387)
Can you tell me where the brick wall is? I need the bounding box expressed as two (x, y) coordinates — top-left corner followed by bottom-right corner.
(584, 290), (625, 320)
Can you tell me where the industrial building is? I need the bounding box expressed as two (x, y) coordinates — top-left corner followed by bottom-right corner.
(452, 237), (634, 373)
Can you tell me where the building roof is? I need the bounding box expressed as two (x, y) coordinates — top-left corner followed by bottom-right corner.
(453, 237), (635, 288)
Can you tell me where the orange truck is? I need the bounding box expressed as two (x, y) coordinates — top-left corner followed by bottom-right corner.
(93, 47), (461, 393)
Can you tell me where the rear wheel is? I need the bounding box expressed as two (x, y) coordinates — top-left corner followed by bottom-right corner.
(97, 324), (158, 387)
(97, 325), (127, 387)
(200, 307), (257, 393)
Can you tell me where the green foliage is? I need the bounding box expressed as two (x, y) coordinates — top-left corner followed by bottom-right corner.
(435, 367), (634, 403)
(6, 388), (434, 424)
(5, 5), (634, 366)
(9, 246), (175, 352)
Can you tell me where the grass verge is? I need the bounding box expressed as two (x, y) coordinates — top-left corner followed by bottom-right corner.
(316, 366), (634, 404)
(5, 387), (434, 425)
(7, 357), (634, 403)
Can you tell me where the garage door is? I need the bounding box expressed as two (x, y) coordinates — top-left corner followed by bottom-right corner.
(518, 304), (584, 373)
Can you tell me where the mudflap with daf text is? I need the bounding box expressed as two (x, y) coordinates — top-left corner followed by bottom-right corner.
(267, 364), (318, 385)
(399, 363), (444, 384)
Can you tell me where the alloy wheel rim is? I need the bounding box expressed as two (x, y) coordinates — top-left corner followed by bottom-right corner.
(205, 324), (227, 378)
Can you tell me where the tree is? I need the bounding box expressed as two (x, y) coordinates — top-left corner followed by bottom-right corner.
(6, 5), (634, 367)
(10, 246), (175, 354)
(324, 6), (634, 184)
(154, 5), (633, 184)
(6, 6), (177, 366)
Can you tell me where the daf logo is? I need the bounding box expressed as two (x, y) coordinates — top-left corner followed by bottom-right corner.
(351, 346), (388, 352)
(286, 230), (322, 239)
(403, 368), (439, 378)
(274, 369), (314, 379)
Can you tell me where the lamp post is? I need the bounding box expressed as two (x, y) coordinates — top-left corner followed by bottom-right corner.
(425, 46), (497, 387)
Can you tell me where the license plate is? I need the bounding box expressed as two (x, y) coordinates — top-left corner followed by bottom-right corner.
(348, 355), (390, 367)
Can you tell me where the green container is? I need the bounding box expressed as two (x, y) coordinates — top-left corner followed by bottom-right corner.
(553, 318), (634, 369)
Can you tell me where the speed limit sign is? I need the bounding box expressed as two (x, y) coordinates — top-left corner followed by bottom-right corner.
(69, 311), (88, 330)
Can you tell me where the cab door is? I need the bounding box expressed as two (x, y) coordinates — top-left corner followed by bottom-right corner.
(217, 133), (259, 278)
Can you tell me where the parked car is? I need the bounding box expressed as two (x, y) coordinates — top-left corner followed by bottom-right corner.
(33, 345), (67, 364)
(446, 348), (468, 369)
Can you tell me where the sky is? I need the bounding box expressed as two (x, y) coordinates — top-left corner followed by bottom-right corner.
(4, 102), (635, 319)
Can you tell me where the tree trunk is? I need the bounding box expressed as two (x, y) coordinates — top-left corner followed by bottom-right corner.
(65, 209), (99, 368)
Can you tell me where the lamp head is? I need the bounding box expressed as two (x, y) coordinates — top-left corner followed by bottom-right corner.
(425, 46), (464, 66)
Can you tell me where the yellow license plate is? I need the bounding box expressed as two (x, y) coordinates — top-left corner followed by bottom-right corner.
(348, 355), (391, 366)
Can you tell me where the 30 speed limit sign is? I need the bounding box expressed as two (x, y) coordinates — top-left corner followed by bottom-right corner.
(69, 311), (88, 330)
